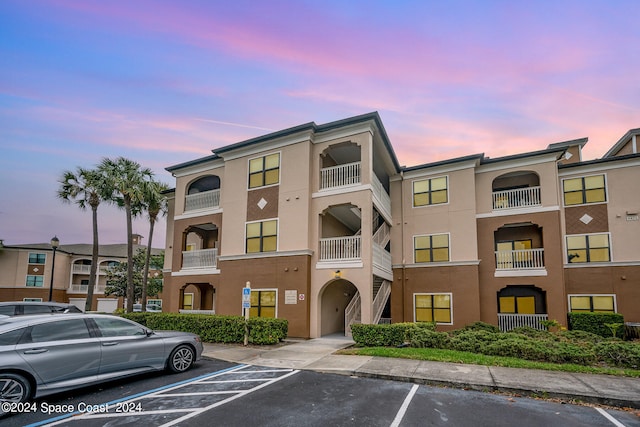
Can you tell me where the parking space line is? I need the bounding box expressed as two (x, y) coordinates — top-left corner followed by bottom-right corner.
(34, 365), (300, 427)
(390, 384), (419, 427)
(595, 408), (627, 427)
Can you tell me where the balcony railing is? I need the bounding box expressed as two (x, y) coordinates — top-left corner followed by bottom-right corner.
(495, 248), (545, 270)
(182, 248), (218, 269)
(498, 314), (548, 332)
(185, 189), (221, 212)
(72, 265), (92, 274)
(493, 186), (541, 210)
(320, 162), (361, 190)
(68, 284), (106, 293)
(319, 236), (361, 261)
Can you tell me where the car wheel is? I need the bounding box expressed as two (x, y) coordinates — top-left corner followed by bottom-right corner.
(167, 345), (195, 373)
(0, 373), (31, 410)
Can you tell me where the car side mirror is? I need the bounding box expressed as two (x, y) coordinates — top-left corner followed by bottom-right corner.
(145, 329), (155, 337)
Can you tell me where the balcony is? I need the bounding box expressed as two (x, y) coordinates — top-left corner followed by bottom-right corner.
(72, 264), (92, 274)
(319, 236), (361, 261)
(182, 248), (218, 269)
(498, 313), (548, 332)
(68, 284), (106, 293)
(320, 162), (361, 190)
(185, 189), (220, 212)
(492, 186), (541, 210)
(495, 248), (545, 270)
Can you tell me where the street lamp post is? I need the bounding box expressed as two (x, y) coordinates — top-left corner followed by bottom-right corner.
(48, 236), (59, 302)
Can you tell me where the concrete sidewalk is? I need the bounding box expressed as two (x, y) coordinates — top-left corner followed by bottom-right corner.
(202, 337), (640, 409)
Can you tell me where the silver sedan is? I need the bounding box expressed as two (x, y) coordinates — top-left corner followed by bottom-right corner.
(0, 313), (203, 410)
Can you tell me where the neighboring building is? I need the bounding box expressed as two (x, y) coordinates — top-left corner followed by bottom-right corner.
(162, 112), (639, 338)
(0, 234), (164, 312)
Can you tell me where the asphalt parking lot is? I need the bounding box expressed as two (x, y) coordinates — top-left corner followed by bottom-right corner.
(4, 359), (639, 427)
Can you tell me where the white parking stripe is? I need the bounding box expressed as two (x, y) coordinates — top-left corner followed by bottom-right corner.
(390, 384), (419, 427)
(595, 408), (627, 427)
(38, 365), (299, 426)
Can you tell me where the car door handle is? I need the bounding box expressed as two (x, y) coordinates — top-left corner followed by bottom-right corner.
(102, 342), (119, 346)
(24, 349), (48, 354)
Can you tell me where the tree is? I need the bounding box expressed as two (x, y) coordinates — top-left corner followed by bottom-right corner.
(104, 249), (164, 300)
(99, 157), (153, 312)
(57, 167), (109, 311)
(140, 179), (169, 311)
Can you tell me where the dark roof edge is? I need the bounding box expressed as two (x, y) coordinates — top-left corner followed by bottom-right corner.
(603, 128), (640, 158)
(480, 146), (566, 165)
(547, 137), (588, 150)
(559, 152), (640, 169)
(165, 153), (220, 173)
(212, 121), (317, 155)
(401, 153), (484, 173)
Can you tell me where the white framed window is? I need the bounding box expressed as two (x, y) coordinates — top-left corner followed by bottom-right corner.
(248, 152), (280, 189)
(249, 288), (278, 318)
(28, 253), (46, 264)
(413, 233), (450, 263)
(246, 219), (278, 253)
(562, 174), (607, 206)
(566, 233), (611, 263)
(568, 294), (616, 313)
(412, 176), (448, 207)
(413, 293), (453, 324)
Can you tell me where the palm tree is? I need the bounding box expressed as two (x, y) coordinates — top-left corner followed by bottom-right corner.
(140, 179), (169, 311)
(57, 167), (108, 312)
(99, 157), (153, 312)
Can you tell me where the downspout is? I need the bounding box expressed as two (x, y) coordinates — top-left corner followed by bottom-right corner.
(399, 170), (406, 322)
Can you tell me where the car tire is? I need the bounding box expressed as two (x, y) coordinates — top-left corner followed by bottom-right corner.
(167, 345), (195, 373)
(0, 373), (31, 409)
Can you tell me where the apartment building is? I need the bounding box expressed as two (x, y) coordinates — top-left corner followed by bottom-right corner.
(162, 113), (640, 338)
(0, 235), (163, 312)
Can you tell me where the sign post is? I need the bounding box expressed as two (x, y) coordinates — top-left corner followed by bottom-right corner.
(243, 282), (251, 346)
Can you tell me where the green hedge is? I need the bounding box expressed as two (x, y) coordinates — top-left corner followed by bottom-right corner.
(351, 322), (435, 347)
(568, 312), (625, 338)
(122, 313), (287, 345)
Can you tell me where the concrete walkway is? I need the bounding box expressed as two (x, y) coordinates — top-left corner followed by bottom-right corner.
(202, 336), (640, 409)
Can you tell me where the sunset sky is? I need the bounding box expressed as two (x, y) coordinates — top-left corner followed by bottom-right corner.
(1, 0), (638, 248)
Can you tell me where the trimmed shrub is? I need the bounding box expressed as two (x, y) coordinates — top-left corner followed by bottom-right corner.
(122, 313), (287, 344)
(509, 326), (553, 340)
(556, 329), (605, 344)
(351, 323), (418, 347)
(450, 321), (500, 335)
(594, 342), (640, 369)
(408, 328), (451, 349)
(449, 330), (501, 353)
(568, 312), (625, 338)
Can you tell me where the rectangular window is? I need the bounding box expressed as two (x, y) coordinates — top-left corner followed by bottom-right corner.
(28, 253), (46, 264)
(413, 176), (448, 207)
(414, 293), (452, 324)
(566, 233), (610, 263)
(23, 298), (43, 302)
(414, 234), (449, 263)
(147, 299), (162, 308)
(250, 290), (277, 318)
(249, 153), (280, 189)
(26, 275), (44, 287)
(569, 295), (615, 313)
(499, 296), (535, 314)
(563, 174), (606, 206)
(246, 220), (278, 253)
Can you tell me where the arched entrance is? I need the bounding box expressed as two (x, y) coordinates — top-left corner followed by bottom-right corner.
(179, 283), (216, 313)
(320, 279), (358, 336)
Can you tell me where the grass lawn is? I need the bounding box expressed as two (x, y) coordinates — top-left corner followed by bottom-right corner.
(337, 346), (640, 378)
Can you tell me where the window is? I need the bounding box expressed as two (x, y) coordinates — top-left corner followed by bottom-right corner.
(147, 299), (162, 308)
(249, 153), (280, 189)
(93, 317), (147, 337)
(499, 296), (535, 314)
(30, 319), (91, 342)
(413, 176), (448, 207)
(28, 253), (46, 264)
(414, 293), (452, 324)
(414, 234), (449, 263)
(569, 295), (615, 313)
(26, 275), (44, 287)
(183, 293), (194, 310)
(246, 220), (278, 253)
(566, 234), (610, 263)
(563, 175), (606, 206)
(250, 290), (276, 318)
(23, 298), (43, 302)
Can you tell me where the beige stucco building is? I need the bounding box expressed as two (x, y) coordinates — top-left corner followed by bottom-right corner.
(160, 113), (639, 338)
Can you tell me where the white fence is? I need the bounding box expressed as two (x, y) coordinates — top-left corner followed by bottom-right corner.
(319, 236), (361, 261)
(495, 248), (545, 270)
(320, 162), (361, 190)
(185, 189), (220, 211)
(182, 248), (218, 269)
(493, 186), (541, 210)
(498, 313), (548, 331)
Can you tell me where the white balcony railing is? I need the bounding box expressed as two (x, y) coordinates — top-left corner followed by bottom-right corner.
(372, 244), (392, 272)
(493, 186), (541, 210)
(68, 284), (106, 293)
(344, 292), (361, 337)
(320, 162), (361, 190)
(185, 189), (221, 212)
(495, 248), (545, 270)
(371, 173), (391, 218)
(498, 314), (548, 332)
(182, 248), (218, 269)
(72, 265), (92, 274)
(319, 236), (361, 261)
